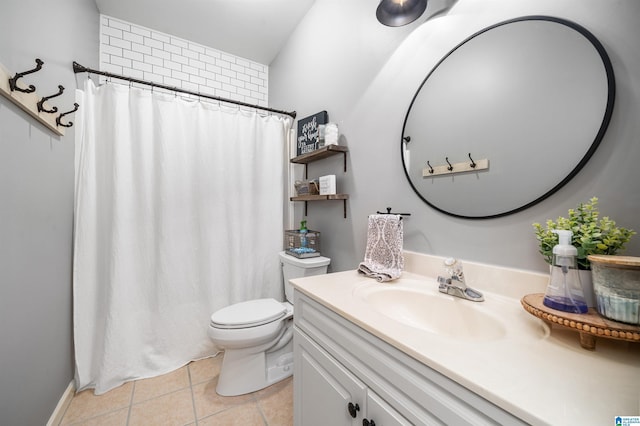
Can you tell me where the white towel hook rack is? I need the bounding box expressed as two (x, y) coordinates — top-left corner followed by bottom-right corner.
(423, 154), (489, 177)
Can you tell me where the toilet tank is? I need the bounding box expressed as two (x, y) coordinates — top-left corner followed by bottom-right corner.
(279, 251), (330, 303)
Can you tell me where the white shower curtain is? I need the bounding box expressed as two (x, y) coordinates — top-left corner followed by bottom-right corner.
(73, 80), (290, 394)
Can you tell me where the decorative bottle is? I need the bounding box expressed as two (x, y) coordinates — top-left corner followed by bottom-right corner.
(299, 220), (308, 248)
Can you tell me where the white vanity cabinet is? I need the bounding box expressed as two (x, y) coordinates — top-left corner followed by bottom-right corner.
(293, 290), (528, 426)
(295, 327), (410, 426)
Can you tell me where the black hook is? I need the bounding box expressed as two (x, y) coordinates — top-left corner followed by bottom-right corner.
(37, 85), (65, 113)
(9, 58), (44, 93)
(427, 161), (434, 174)
(446, 157), (453, 171)
(56, 103), (79, 128)
(403, 136), (411, 143)
(468, 153), (477, 168)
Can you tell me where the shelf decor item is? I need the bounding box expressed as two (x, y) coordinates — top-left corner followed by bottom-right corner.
(319, 175), (336, 195)
(533, 197), (635, 307)
(284, 228), (321, 258)
(294, 180), (319, 196)
(296, 110), (327, 156)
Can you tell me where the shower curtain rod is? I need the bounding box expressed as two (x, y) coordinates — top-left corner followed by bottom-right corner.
(72, 62), (297, 119)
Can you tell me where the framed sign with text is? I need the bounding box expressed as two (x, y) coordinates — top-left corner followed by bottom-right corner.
(296, 110), (328, 156)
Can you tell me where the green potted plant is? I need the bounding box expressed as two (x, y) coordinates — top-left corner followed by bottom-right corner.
(533, 197), (635, 306)
(533, 197), (635, 270)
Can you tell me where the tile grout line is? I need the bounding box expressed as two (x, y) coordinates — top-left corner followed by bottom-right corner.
(125, 380), (136, 425)
(187, 363), (199, 426)
(255, 397), (270, 426)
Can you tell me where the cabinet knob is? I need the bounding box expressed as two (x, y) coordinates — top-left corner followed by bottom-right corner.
(363, 419), (376, 426)
(347, 402), (360, 418)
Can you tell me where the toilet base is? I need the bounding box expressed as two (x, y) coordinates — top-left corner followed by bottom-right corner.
(216, 331), (293, 396)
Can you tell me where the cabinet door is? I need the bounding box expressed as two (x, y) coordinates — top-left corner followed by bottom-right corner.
(364, 391), (412, 426)
(294, 328), (366, 426)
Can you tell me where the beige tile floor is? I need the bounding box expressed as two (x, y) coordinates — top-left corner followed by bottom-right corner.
(57, 354), (293, 426)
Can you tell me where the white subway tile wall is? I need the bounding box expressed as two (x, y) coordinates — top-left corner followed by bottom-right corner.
(99, 15), (268, 106)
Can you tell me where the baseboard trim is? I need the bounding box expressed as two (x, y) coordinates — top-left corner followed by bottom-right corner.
(47, 380), (75, 426)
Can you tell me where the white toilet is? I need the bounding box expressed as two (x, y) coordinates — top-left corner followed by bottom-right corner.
(208, 251), (330, 396)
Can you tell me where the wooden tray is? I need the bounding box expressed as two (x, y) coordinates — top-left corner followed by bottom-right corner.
(521, 293), (640, 350)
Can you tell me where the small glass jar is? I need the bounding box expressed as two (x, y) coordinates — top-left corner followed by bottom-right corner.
(317, 124), (326, 147)
(324, 122), (339, 145)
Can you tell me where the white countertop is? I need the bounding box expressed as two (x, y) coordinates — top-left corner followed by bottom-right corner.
(291, 251), (640, 425)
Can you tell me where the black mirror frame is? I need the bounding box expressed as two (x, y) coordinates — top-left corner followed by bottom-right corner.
(400, 15), (616, 219)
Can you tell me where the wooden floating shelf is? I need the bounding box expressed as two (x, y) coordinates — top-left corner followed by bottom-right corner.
(521, 293), (640, 350)
(291, 145), (349, 178)
(423, 158), (489, 177)
(0, 62), (65, 136)
(290, 145), (349, 218)
(290, 194), (349, 218)
(290, 145), (348, 164)
(290, 194), (348, 201)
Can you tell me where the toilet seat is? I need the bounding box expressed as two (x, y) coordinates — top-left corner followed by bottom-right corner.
(210, 298), (287, 329)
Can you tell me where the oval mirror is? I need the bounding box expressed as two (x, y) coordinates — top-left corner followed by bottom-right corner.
(401, 16), (615, 219)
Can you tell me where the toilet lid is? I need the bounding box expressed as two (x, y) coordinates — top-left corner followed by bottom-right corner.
(210, 298), (287, 329)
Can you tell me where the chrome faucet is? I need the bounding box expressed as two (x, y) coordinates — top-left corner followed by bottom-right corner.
(437, 258), (484, 302)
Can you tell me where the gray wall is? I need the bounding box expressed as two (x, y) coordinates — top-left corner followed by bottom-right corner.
(0, 1), (99, 424)
(270, 0), (640, 275)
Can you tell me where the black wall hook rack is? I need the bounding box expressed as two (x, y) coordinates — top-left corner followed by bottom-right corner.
(9, 58), (43, 93)
(1, 58), (75, 136)
(376, 207), (411, 219)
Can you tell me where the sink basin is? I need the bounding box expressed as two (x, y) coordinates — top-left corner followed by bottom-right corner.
(354, 280), (507, 340)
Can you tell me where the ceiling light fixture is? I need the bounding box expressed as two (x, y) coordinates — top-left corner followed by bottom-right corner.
(376, 0), (427, 27)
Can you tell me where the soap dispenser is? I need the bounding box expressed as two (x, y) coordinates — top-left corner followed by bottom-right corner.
(543, 230), (588, 314)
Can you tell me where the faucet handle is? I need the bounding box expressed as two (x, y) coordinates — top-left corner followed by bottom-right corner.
(444, 257), (461, 269)
(443, 257), (457, 267)
(444, 258), (464, 281)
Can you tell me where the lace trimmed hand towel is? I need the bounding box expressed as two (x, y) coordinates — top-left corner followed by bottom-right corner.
(358, 214), (404, 282)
